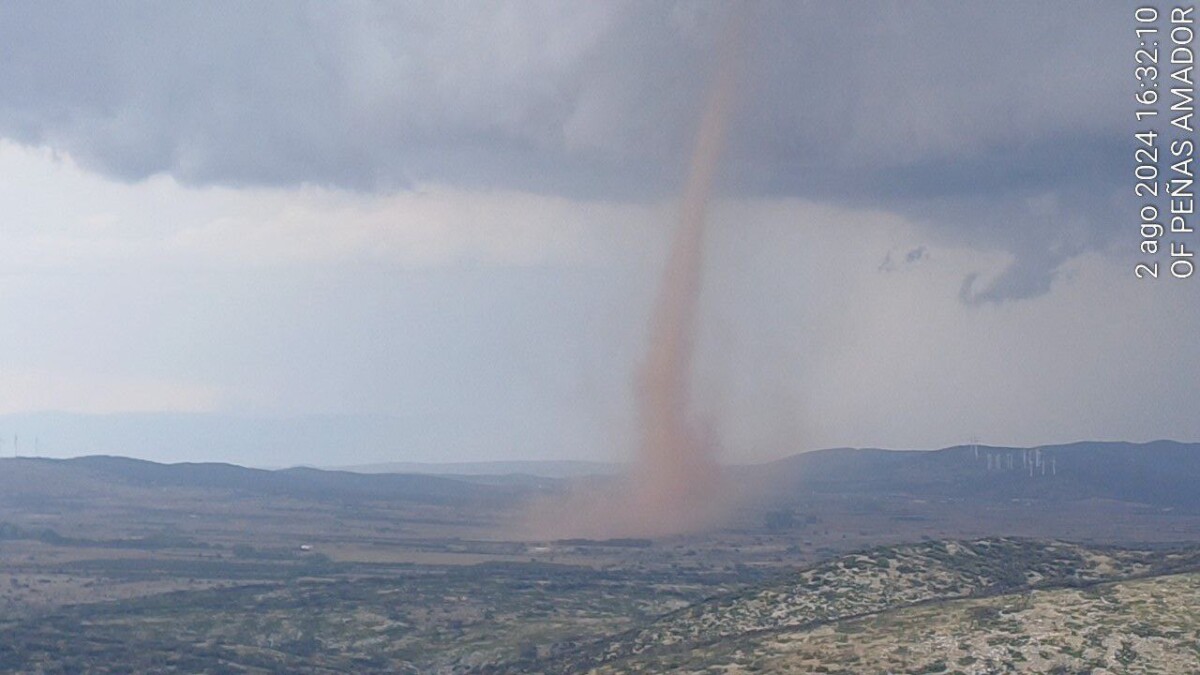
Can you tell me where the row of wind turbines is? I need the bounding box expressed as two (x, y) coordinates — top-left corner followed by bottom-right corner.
(972, 439), (1057, 476)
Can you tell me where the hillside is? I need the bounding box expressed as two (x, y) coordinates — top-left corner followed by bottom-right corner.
(0, 455), (528, 506)
(745, 440), (1200, 510)
(536, 538), (1200, 673)
(588, 570), (1200, 674)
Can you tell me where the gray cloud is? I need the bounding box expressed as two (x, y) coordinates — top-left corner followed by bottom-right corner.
(906, 247), (928, 264)
(0, 0), (1129, 301)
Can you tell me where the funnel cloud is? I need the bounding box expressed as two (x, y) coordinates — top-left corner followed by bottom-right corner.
(625, 34), (736, 536)
(525, 22), (740, 538)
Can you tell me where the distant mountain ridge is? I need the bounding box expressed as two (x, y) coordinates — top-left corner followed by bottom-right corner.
(0, 455), (527, 505)
(1, 439), (1197, 510)
(0, 411), (547, 468)
(326, 459), (621, 478)
(744, 439), (1200, 510)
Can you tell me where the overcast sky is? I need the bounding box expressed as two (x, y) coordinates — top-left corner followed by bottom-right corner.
(0, 1), (1195, 466)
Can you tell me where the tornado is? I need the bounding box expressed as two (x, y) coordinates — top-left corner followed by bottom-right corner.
(518, 22), (741, 540)
(627, 29), (739, 536)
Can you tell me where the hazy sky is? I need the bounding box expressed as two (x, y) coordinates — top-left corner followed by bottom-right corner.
(0, 1), (1195, 466)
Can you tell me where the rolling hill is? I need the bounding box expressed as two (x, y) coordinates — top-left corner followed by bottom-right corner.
(744, 440), (1200, 510)
(3, 439), (1198, 511)
(0, 455), (528, 506)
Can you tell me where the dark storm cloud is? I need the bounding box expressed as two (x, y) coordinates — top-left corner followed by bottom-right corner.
(0, 0), (1128, 301)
